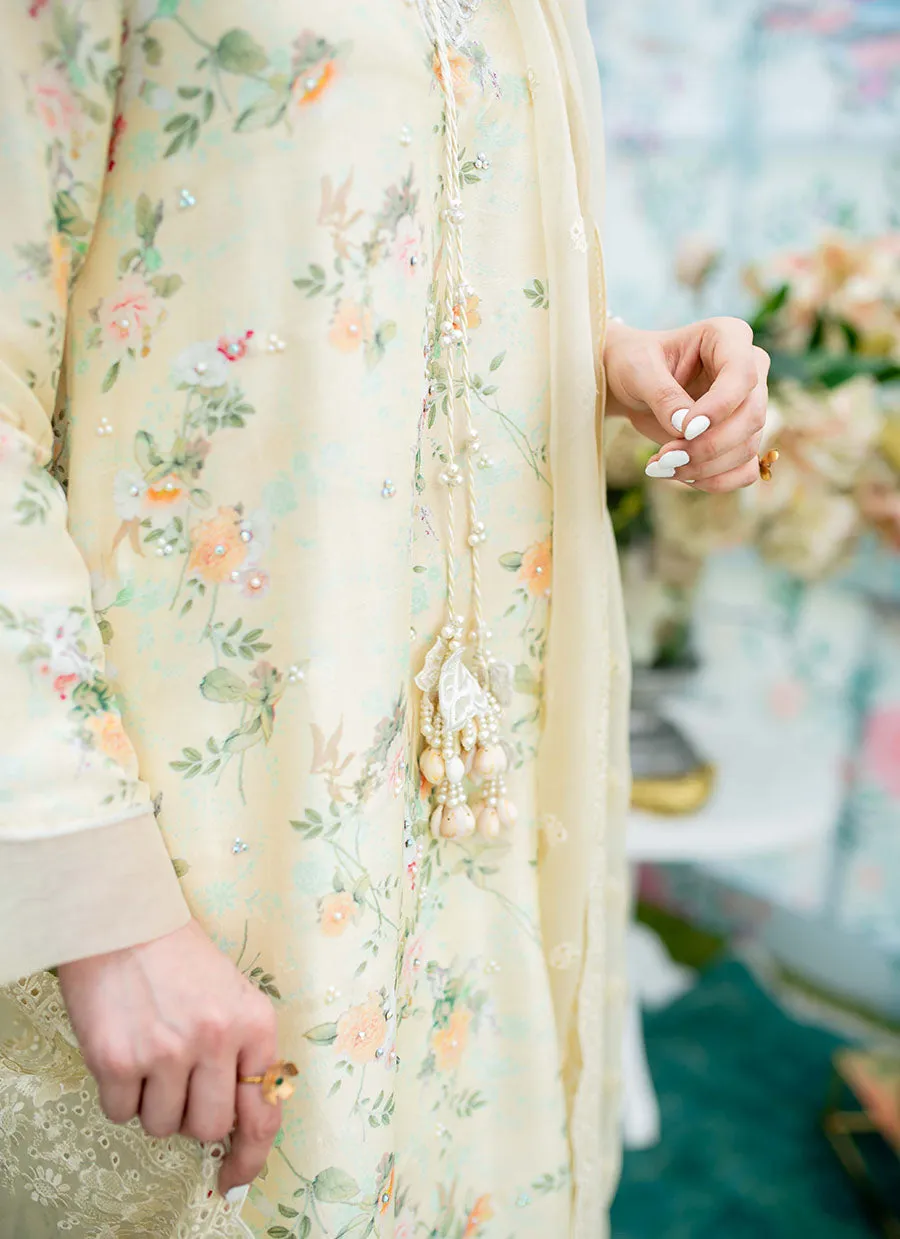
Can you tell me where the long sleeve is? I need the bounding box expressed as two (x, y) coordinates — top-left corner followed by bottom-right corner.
(0, 2), (189, 983)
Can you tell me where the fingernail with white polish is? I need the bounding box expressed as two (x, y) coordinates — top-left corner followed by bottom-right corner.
(645, 449), (690, 479)
(684, 415), (711, 441)
(225, 1185), (250, 1208)
(672, 408), (691, 433)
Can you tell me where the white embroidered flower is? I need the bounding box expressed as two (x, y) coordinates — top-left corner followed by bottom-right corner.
(548, 941), (580, 971)
(542, 814), (568, 846)
(27, 1165), (69, 1206)
(171, 341), (229, 390)
(112, 469), (146, 520)
(569, 217), (587, 253)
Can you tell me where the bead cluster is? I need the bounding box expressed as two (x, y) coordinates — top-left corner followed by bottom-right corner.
(415, 0), (516, 846)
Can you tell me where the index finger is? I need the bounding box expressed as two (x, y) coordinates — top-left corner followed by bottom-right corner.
(690, 320), (759, 426)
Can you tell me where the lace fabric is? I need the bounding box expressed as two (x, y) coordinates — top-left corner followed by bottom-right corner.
(0, 973), (251, 1239)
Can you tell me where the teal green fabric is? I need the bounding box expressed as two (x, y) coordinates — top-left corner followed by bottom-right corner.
(611, 961), (876, 1239)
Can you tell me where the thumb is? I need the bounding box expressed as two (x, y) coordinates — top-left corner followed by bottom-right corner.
(639, 356), (696, 441)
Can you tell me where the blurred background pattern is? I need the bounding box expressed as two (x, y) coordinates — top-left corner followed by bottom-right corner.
(584, 2), (900, 1233)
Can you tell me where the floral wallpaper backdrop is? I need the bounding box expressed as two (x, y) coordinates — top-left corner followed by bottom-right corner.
(588, 0), (900, 1012)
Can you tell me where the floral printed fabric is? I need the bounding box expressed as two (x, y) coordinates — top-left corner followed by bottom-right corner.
(0, 2), (630, 1238)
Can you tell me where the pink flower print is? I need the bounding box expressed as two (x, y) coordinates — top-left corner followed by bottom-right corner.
(29, 0), (50, 17)
(217, 330), (255, 361)
(395, 1214), (416, 1239)
(402, 936), (425, 989)
(98, 275), (157, 353)
(237, 568), (270, 600)
(392, 217), (421, 277)
(53, 673), (77, 701)
(862, 707), (900, 801)
(32, 64), (78, 135)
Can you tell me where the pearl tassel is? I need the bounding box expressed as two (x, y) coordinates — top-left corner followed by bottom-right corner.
(416, 0), (517, 842)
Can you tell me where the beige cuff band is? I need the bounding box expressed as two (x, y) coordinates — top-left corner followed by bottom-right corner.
(0, 813), (191, 983)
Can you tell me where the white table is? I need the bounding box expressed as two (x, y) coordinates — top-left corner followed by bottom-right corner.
(621, 700), (845, 1149)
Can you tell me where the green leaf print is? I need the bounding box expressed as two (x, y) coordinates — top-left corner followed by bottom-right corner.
(304, 1022), (339, 1046)
(499, 552), (523, 571)
(312, 1167), (360, 1203)
(215, 29), (269, 75)
(200, 667), (248, 703)
(101, 361), (120, 393)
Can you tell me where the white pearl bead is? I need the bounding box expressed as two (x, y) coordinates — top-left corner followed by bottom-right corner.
(444, 755), (465, 784)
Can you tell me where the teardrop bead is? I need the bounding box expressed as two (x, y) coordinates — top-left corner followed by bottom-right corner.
(477, 806), (501, 840)
(419, 748), (445, 786)
(473, 744), (507, 777)
(443, 803), (475, 838)
(430, 805), (445, 840)
(445, 755), (466, 785)
(497, 797), (518, 829)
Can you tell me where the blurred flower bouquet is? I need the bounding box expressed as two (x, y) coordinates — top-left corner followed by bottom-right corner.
(610, 231), (900, 670)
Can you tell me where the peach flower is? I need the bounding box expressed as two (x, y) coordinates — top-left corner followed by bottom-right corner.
(294, 59), (337, 107)
(520, 537), (552, 597)
(188, 507), (247, 584)
(319, 891), (356, 938)
(432, 1008), (471, 1072)
(98, 275), (157, 352)
(33, 64), (79, 135)
(144, 475), (187, 508)
(432, 47), (476, 104)
(87, 713), (133, 767)
(328, 300), (372, 353)
(335, 994), (388, 1065)
(463, 1195), (494, 1238)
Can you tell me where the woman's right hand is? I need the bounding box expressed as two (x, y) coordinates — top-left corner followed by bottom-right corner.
(58, 918), (281, 1197)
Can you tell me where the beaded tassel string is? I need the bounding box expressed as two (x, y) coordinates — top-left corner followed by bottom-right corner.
(415, 0), (517, 843)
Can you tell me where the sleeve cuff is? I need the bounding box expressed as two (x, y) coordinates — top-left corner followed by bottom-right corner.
(0, 813), (191, 983)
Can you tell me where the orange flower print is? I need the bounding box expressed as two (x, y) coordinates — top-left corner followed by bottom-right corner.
(335, 994), (388, 1065)
(294, 58), (337, 106)
(432, 1007), (471, 1072)
(432, 47), (476, 105)
(98, 275), (157, 353)
(463, 1195), (494, 1238)
(144, 474), (187, 508)
(188, 507), (247, 584)
(49, 232), (70, 308)
(453, 294), (481, 330)
(378, 1164), (395, 1213)
(86, 713), (133, 767)
(318, 891), (356, 938)
(520, 537), (552, 598)
(328, 300), (372, 353)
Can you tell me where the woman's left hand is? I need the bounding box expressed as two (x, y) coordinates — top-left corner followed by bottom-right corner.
(603, 316), (771, 492)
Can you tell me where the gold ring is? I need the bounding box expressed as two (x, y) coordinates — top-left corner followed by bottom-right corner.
(239, 1060), (298, 1105)
(759, 449), (779, 482)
